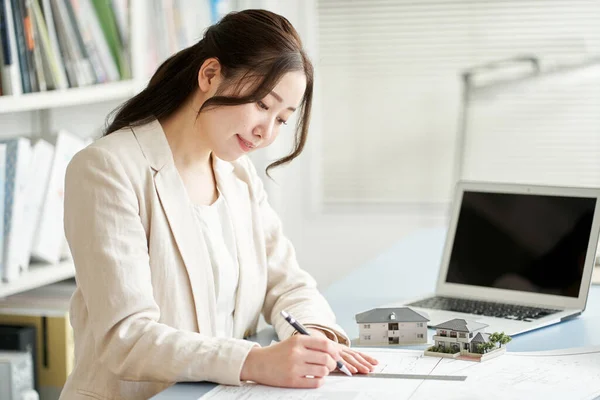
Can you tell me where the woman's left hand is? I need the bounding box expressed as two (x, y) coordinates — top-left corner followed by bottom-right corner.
(306, 328), (379, 374)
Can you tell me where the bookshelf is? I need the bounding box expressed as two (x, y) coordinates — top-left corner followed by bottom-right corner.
(0, 0), (146, 301)
(0, 0), (212, 301)
(0, 260), (75, 298)
(0, 80), (140, 114)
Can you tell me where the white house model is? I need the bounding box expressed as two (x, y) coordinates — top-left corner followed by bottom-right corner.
(432, 318), (490, 353)
(355, 307), (429, 345)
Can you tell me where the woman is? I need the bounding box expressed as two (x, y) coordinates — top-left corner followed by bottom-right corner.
(60, 9), (377, 400)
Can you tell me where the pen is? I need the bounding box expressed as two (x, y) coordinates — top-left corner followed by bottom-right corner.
(280, 310), (353, 377)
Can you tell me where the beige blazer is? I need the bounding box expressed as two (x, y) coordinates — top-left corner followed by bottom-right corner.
(60, 120), (348, 400)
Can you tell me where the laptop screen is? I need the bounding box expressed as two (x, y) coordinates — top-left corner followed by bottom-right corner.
(445, 191), (596, 298)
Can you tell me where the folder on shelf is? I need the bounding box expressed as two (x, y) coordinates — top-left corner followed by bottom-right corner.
(21, 139), (55, 271)
(31, 131), (85, 264)
(1, 137), (32, 282)
(0, 145), (5, 281)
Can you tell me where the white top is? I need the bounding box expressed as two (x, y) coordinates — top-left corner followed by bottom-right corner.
(192, 191), (239, 338)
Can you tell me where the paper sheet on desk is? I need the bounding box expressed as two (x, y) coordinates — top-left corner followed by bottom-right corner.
(201, 346), (600, 400)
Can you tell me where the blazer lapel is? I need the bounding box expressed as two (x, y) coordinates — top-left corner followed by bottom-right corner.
(213, 158), (256, 339)
(132, 121), (217, 336)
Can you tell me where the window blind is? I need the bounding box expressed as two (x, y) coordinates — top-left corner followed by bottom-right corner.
(461, 59), (600, 188)
(317, 0), (600, 207)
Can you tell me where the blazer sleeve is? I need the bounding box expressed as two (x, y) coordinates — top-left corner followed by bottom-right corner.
(64, 146), (257, 385)
(242, 158), (350, 345)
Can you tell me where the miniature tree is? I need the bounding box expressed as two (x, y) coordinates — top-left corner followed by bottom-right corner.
(488, 332), (512, 348)
(497, 332), (512, 348)
(488, 332), (500, 344)
(482, 342), (496, 353)
(476, 343), (485, 354)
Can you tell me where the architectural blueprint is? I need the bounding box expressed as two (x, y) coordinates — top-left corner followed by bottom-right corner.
(201, 346), (600, 400)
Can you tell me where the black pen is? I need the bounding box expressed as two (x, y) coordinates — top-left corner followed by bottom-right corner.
(280, 310), (353, 376)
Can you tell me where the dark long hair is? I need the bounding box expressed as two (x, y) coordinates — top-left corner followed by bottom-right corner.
(105, 9), (313, 174)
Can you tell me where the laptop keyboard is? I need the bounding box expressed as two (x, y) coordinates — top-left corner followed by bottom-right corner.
(407, 296), (561, 322)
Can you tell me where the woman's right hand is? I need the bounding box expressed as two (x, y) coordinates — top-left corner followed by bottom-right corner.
(240, 334), (340, 388)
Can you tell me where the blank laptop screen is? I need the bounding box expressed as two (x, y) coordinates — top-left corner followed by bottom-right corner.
(446, 191), (596, 297)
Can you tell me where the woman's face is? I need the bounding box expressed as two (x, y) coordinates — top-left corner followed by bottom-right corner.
(198, 70), (307, 162)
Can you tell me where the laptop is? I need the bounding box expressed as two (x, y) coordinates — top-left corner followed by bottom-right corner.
(390, 181), (600, 336)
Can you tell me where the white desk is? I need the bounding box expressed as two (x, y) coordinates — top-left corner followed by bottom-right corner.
(152, 227), (600, 398)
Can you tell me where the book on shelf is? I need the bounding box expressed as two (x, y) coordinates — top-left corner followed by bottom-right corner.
(111, 0), (129, 56)
(144, 0), (211, 77)
(39, 0), (68, 90)
(72, 0), (121, 83)
(7, 0), (32, 92)
(27, 0), (49, 92)
(0, 0), (23, 94)
(91, 0), (130, 80)
(52, 0), (95, 87)
(1, 0), (218, 97)
(1, 0), (132, 95)
(32, 0), (67, 91)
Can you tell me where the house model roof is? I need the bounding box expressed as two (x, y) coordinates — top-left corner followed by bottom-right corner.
(355, 307), (430, 324)
(471, 332), (490, 344)
(432, 318), (488, 332)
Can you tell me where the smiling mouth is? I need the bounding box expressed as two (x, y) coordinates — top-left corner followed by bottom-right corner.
(237, 135), (256, 149)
